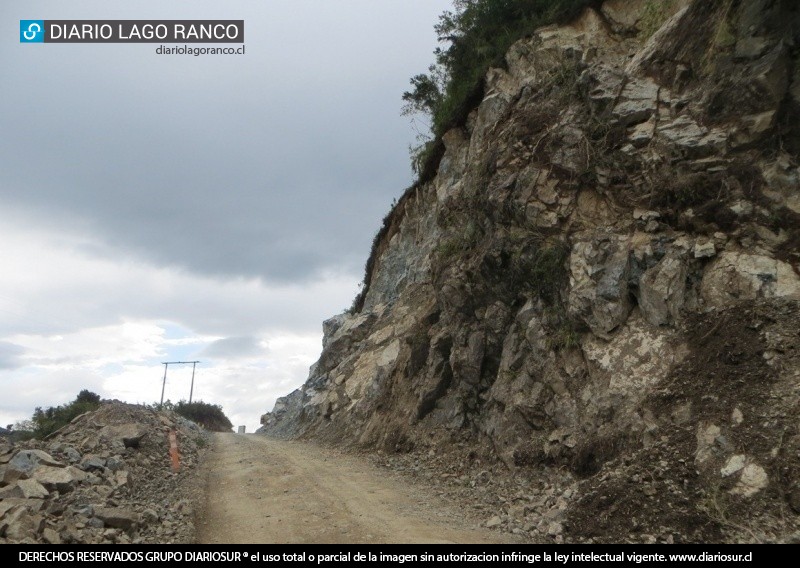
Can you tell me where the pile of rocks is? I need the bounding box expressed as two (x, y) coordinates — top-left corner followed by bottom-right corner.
(371, 442), (577, 543)
(0, 402), (208, 544)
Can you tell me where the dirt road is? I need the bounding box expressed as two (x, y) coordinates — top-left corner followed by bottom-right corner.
(196, 433), (509, 544)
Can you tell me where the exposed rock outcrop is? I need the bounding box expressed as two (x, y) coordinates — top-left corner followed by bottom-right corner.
(262, 0), (800, 543)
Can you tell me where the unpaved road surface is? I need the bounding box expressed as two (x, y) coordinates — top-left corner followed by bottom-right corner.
(197, 433), (510, 544)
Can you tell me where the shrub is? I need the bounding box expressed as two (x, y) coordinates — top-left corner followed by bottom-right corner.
(403, 0), (596, 178)
(31, 390), (102, 439)
(172, 400), (233, 432)
(75, 389), (101, 405)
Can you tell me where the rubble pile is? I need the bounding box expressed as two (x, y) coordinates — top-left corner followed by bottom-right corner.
(0, 402), (208, 544)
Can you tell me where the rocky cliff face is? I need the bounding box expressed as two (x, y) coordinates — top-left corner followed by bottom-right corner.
(262, 0), (800, 542)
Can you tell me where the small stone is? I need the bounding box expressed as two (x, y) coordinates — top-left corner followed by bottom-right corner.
(86, 517), (105, 529)
(142, 509), (159, 525)
(731, 408), (744, 426)
(633, 209), (660, 222)
(547, 522), (564, 536)
(720, 454), (746, 477)
(105, 456), (125, 472)
(17, 479), (49, 499)
(63, 446), (82, 463)
(731, 463), (768, 497)
(93, 507), (139, 532)
(103, 528), (118, 540)
(788, 489), (800, 514)
(693, 241), (716, 259)
(42, 527), (61, 544)
(644, 220), (660, 232)
(114, 470), (130, 487)
(485, 516), (502, 528)
(80, 455), (106, 472)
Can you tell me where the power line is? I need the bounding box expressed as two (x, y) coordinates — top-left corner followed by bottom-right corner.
(159, 361), (200, 408)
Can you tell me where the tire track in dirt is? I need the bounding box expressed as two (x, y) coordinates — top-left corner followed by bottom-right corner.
(197, 433), (511, 544)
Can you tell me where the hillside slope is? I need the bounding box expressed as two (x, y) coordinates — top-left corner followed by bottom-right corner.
(261, 0), (800, 543)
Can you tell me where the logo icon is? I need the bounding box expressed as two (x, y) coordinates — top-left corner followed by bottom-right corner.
(20, 20), (45, 43)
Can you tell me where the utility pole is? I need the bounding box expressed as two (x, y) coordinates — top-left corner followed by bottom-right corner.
(189, 361), (197, 403)
(159, 361), (201, 408)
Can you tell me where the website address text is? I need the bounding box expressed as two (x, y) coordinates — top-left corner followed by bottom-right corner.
(156, 44), (244, 56)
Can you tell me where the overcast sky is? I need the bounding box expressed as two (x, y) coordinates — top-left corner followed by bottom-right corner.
(0, 0), (451, 431)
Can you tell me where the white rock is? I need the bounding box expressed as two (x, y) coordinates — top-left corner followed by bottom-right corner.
(16, 479), (49, 499)
(639, 252), (687, 326)
(695, 423), (721, 466)
(731, 463), (768, 497)
(693, 241), (716, 259)
(547, 522), (564, 536)
(720, 455), (746, 477)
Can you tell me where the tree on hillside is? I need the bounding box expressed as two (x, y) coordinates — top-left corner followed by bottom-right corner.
(403, 0), (594, 172)
(31, 390), (102, 439)
(76, 389), (101, 405)
(172, 400), (233, 432)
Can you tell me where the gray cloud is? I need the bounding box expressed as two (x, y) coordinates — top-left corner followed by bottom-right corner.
(200, 336), (265, 360)
(0, 342), (25, 370)
(0, 0), (451, 283)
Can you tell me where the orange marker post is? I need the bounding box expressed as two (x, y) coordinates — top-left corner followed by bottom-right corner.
(168, 429), (180, 473)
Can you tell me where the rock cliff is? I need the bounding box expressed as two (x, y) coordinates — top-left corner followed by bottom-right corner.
(262, 0), (800, 542)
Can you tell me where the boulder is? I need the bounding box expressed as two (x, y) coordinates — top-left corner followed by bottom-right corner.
(4, 450), (63, 483)
(0, 485), (23, 499)
(42, 527), (61, 545)
(0, 506), (36, 541)
(701, 252), (800, 306)
(601, 0), (648, 33)
(80, 455), (106, 472)
(100, 424), (147, 448)
(731, 463), (769, 497)
(638, 253), (687, 326)
(612, 77), (659, 127)
(656, 115), (727, 157)
(569, 237), (633, 337)
(93, 507), (139, 531)
(17, 479), (49, 499)
(31, 465), (83, 493)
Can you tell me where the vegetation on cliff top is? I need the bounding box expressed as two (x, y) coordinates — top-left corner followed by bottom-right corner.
(351, 1), (596, 314)
(403, 0), (596, 179)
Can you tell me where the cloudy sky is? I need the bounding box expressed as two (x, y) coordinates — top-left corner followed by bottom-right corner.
(1, 1), (451, 431)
